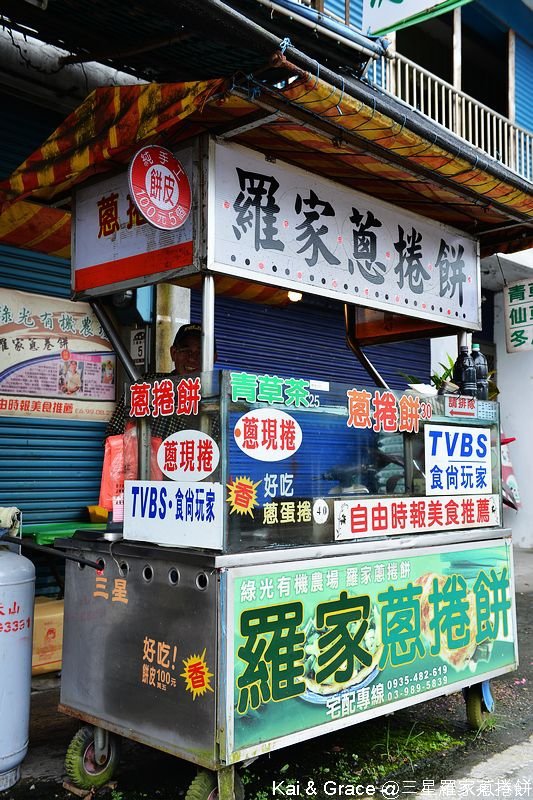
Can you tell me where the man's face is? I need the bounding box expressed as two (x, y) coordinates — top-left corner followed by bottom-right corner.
(170, 333), (202, 374)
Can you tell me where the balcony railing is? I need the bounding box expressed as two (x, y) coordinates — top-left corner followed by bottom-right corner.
(365, 50), (533, 184)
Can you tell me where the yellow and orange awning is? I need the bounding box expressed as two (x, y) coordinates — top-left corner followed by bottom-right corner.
(1, 71), (532, 269)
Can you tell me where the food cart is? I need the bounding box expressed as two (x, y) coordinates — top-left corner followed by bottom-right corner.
(57, 130), (518, 798)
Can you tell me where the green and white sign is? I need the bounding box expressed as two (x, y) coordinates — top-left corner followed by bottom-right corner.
(226, 539), (516, 760)
(362, 0), (473, 36)
(503, 278), (533, 353)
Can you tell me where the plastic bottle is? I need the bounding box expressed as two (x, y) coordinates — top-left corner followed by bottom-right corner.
(452, 346), (477, 397)
(471, 343), (489, 400)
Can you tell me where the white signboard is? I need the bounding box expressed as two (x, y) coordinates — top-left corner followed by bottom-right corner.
(334, 493), (500, 540)
(73, 147), (193, 296)
(123, 480), (223, 549)
(130, 329), (146, 368)
(444, 395), (477, 419)
(157, 430), (220, 481)
(362, 0), (469, 35)
(424, 424), (491, 496)
(503, 277), (533, 353)
(211, 142), (479, 329)
(234, 408), (303, 462)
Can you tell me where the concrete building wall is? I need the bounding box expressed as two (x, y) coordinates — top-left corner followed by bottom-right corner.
(494, 291), (531, 550)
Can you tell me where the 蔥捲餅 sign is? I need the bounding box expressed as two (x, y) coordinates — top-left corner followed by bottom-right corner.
(210, 141), (480, 330)
(226, 538), (515, 760)
(72, 146), (193, 297)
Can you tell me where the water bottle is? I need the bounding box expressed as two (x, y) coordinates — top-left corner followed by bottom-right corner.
(452, 346), (477, 397)
(472, 343), (489, 400)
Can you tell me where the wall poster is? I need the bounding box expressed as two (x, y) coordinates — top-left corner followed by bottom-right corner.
(0, 288), (116, 421)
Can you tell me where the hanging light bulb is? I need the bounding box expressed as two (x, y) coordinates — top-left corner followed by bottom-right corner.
(288, 291), (302, 302)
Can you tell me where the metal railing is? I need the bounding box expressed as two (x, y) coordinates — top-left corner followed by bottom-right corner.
(365, 50), (533, 184)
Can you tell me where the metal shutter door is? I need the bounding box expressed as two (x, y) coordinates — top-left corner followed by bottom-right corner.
(0, 248), (106, 526)
(515, 36), (533, 133)
(323, 0), (363, 30)
(191, 292), (430, 387)
(0, 94), (107, 524)
(0, 417), (106, 524)
(191, 292), (429, 499)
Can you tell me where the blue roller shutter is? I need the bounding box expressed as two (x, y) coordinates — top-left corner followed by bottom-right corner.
(323, 0), (363, 31)
(514, 36), (533, 181)
(191, 292), (430, 387)
(0, 94), (106, 524)
(1, 418), (106, 523)
(515, 35), (533, 133)
(0, 252), (107, 524)
(190, 292), (430, 498)
(0, 245), (72, 298)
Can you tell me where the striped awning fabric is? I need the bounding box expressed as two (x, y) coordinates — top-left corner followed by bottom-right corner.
(1, 71), (532, 267)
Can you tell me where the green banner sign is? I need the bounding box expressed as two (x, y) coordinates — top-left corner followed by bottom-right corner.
(363, 0), (473, 36)
(229, 540), (516, 757)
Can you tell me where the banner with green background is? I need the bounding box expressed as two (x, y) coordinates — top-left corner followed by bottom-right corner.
(230, 540), (516, 756)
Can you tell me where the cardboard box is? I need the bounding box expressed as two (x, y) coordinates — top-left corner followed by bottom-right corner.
(32, 597), (64, 675)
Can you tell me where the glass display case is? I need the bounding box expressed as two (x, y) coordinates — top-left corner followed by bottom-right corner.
(122, 369), (502, 553)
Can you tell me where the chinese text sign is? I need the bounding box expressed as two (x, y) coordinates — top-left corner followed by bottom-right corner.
(123, 480), (223, 549)
(73, 147), (193, 295)
(503, 278), (533, 353)
(228, 540), (515, 759)
(424, 424), (491, 496)
(212, 143), (479, 329)
(0, 288), (115, 422)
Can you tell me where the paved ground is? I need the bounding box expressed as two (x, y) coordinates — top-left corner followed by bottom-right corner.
(5, 546), (533, 800)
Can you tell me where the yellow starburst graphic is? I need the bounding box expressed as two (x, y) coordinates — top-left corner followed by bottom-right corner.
(181, 649), (214, 700)
(226, 476), (261, 517)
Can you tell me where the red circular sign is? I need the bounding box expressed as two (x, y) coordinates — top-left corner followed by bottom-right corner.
(128, 145), (191, 231)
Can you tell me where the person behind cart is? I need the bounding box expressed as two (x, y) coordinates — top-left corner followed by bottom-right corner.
(105, 322), (213, 439)
(100, 323), (218, 507)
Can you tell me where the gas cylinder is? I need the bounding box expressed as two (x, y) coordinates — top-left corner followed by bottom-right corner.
(0, 547), (35, 790)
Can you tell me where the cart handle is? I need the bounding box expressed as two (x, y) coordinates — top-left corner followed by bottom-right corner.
(1, 533), (102, 570)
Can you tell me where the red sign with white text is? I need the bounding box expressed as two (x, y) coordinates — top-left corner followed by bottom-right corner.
(128, 377), (201, 419)
(129, 145), (191, 231)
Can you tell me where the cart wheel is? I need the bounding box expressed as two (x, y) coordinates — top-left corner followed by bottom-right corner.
(64, 725), (120, 789)
(464, 685), (494, 730)
(185, 769), (244, 800)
